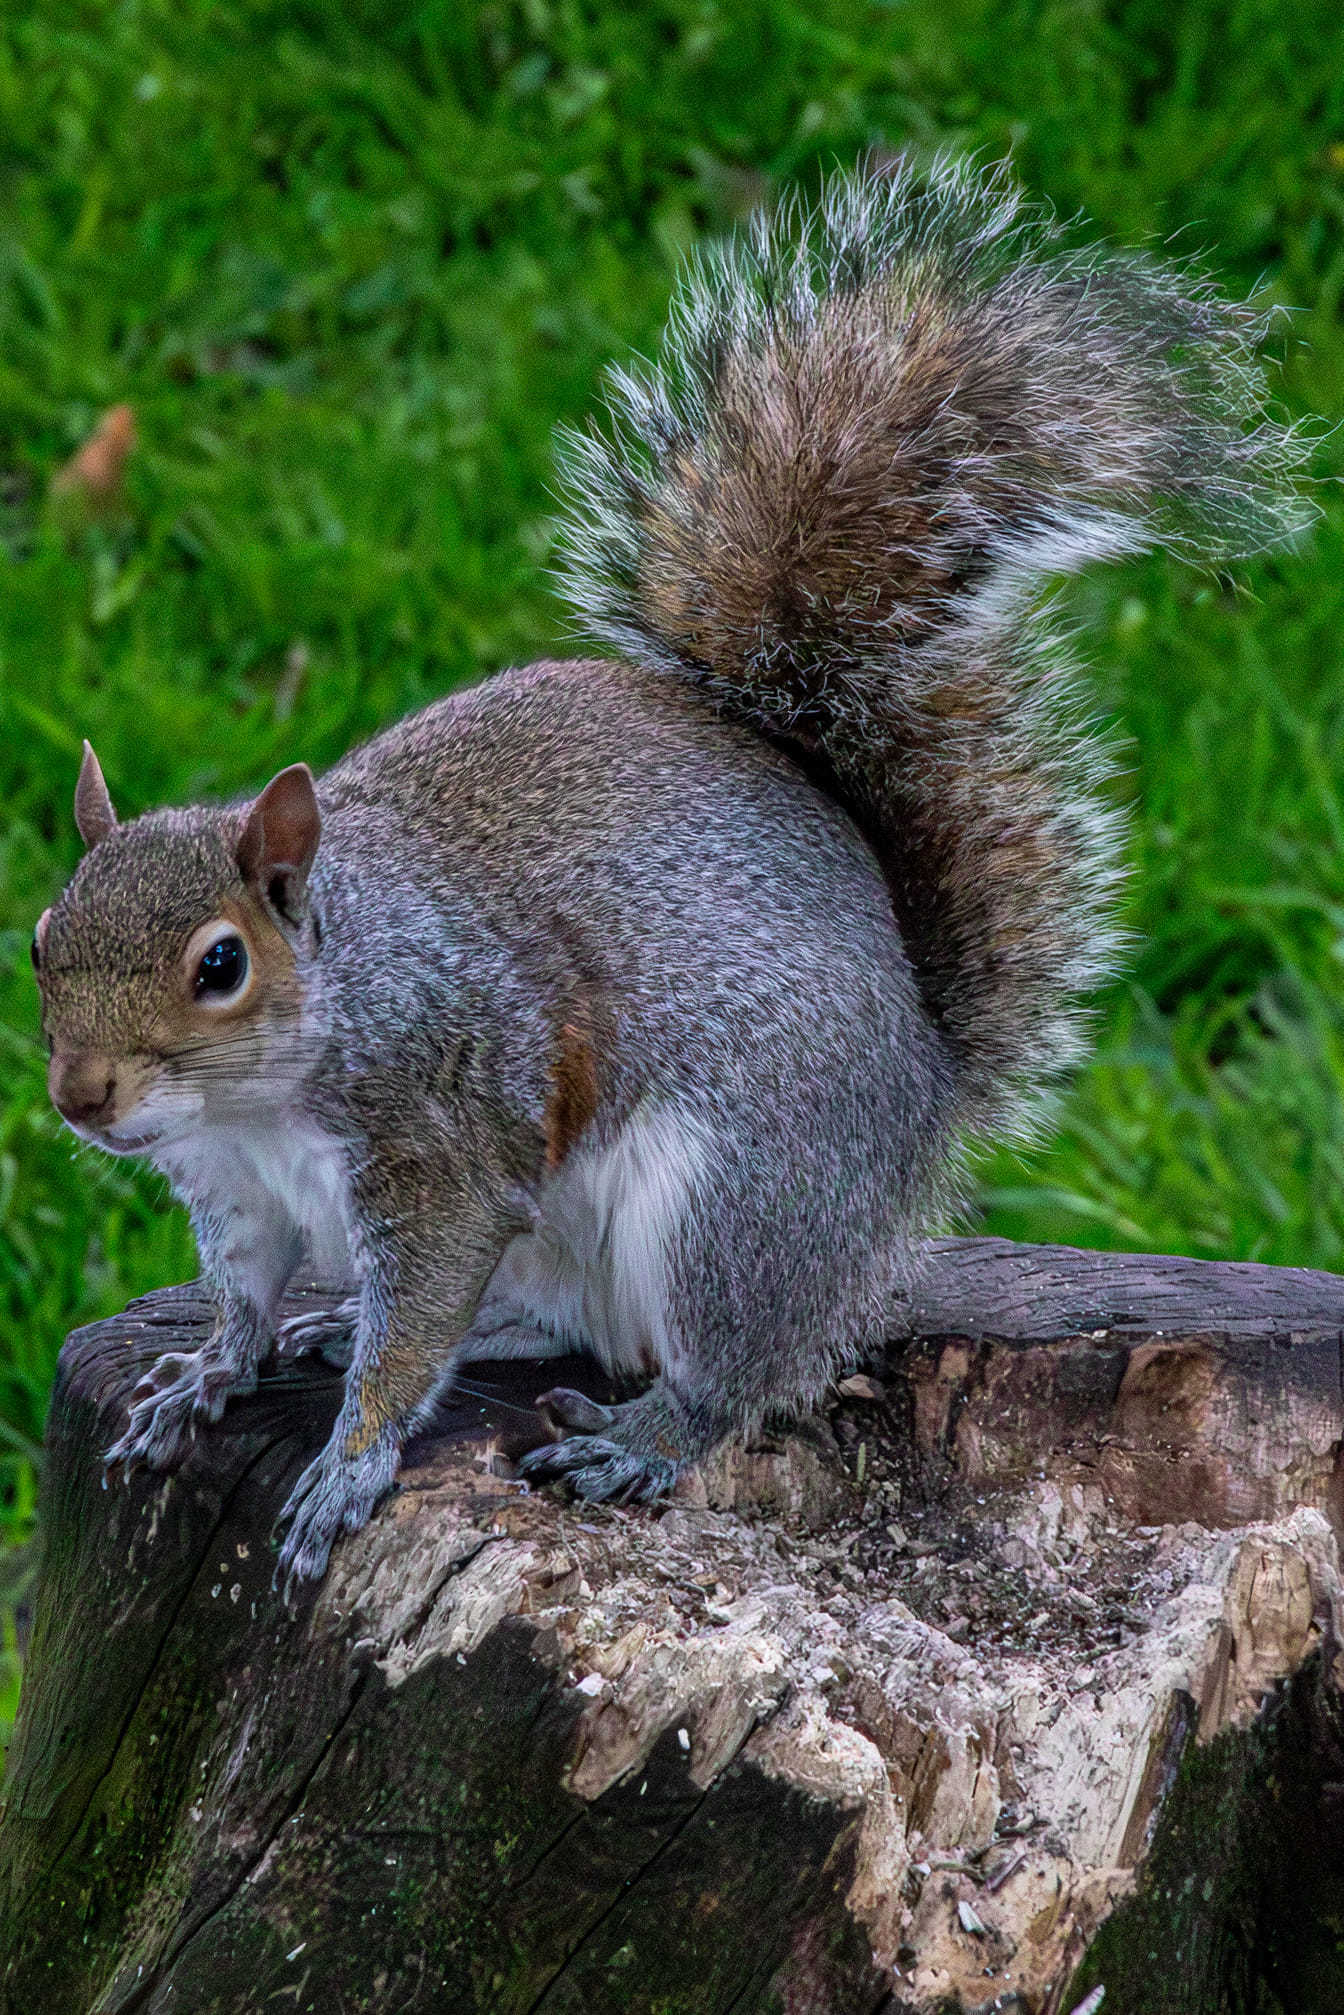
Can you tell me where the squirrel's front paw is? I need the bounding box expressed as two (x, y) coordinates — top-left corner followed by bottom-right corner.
(516, 1388), (682, 1503)
(276, 1297), (359, 1368)
(275, 1432), (400, 1597)
(104, 1348), (251, 1473)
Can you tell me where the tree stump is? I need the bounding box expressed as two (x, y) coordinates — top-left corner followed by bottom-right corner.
(4, 1236), (1344, 2015)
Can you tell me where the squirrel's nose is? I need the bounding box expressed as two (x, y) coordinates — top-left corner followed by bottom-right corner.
(49, 1052), (119, 1127)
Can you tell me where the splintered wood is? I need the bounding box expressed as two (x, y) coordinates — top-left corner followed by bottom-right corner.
(3, 1236), (1343, 2014)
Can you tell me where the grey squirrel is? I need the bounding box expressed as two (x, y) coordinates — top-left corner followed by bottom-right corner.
(32, 159), (1308, 1588)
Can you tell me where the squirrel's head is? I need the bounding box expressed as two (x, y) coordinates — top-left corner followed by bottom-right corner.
(33, 745), (323, 1159)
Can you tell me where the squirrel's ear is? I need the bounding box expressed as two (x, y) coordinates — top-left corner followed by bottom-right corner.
(237, 763), (321, 921)
(74, 740), (118, 849)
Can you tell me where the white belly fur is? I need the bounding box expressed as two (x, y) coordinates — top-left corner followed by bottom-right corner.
(160, 1098), (708, 1369)
(160, 1113), (358, 1286)
(249, 1116), (359, 1283)
(475, 1099), (715, 1378)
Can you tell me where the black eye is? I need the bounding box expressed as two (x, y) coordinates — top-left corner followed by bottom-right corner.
(29, 934), (40, 973)
(194, 934), (249, 999)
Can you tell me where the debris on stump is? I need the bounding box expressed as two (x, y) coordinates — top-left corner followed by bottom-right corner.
(3, 1236), (1344, 2013)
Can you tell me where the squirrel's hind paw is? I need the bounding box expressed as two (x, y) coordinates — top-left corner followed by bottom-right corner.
(516, 1434), (678, 1503)
(517, 1386), (692, 1503)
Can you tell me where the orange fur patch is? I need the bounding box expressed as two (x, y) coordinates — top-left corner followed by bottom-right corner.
(544, 1012), (601, 1169)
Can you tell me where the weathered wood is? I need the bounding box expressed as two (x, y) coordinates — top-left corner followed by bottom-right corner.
(2, 1237), (1344, 2014)
(906, 1233), (1344, 1338)
(900, 1235), (1344, 1534)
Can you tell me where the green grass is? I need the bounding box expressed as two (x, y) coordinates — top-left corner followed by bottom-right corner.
(1, 0), (1342, 1632)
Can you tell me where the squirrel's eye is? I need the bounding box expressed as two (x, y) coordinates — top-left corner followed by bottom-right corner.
(29, 934), (41, 973)
(194, 934), (249, 1000)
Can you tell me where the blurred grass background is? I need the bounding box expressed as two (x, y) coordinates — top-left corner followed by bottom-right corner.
(0, 0), (1342, 1724)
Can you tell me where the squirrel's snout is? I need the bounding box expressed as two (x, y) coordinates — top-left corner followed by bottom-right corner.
(49, 1051), (119, 1129)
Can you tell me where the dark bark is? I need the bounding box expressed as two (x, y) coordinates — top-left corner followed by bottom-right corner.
(2, 1238), (1343, 2015)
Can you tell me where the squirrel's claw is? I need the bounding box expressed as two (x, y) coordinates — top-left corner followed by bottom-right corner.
(103, 1348), (240, 1474)
(519, 1383), (692, 1503)
(274, 1433), (400, 1601)
(516, 1433), (678, 1505)
(275, 1298), (359, 1369)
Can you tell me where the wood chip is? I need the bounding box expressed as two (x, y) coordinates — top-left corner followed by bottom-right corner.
(836, 1375), (886, 1402)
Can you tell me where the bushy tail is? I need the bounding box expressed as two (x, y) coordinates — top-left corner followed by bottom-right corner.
(554, 157), (1311, 1138)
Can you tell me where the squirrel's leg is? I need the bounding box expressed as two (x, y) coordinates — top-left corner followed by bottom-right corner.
(516, 1089), (911, 1503)
(514, 1100), (726, 1502)
(455, 1317), (575, 1364)
(275, 1173), (529, 1593)
(516, 1381), (704, 1502)
(454, 1230), (594, 1364)
(106, 1198), (302, 1472)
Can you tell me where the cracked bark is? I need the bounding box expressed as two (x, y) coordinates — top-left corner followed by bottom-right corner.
(3, 1238), (1344, 2014)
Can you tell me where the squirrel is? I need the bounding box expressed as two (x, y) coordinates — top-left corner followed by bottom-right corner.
(32, 159), (1308, 1589)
